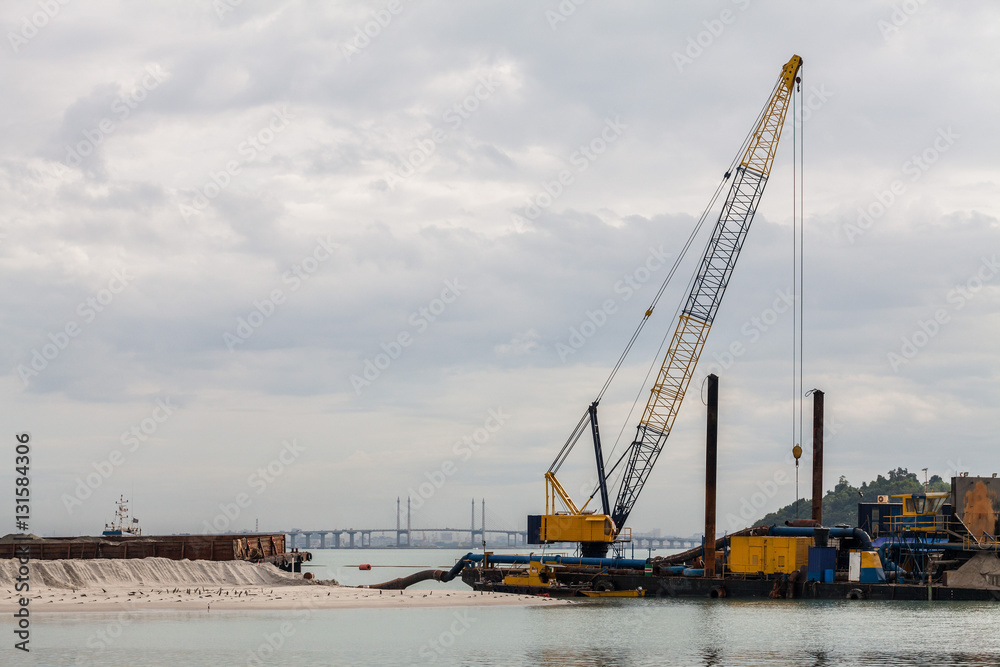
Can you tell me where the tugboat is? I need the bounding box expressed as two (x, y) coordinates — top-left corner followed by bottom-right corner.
(102, 495), (142, 537)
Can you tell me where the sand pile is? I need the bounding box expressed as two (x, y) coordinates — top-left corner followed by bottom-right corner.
(945, 552), (1000, 589)
(0, 557), (569, 612)
(0, 557), (309, 589)
(0, 557), (566, 612)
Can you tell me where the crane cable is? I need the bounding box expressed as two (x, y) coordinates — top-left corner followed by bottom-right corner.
(799, 66), (806, 462)
(595, 80), (780, 406)
(799, 67), (806, 471)
(584, 79), (784, 507)
(594, 175), (722, 403)
(792, 68), (805, 515)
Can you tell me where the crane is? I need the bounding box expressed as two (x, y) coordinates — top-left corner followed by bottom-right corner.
(530, 54), (804, 557)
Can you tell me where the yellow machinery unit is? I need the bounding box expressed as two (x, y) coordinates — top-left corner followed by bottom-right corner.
(532, 472), (617, 545)
(729, 536), (812, 575)
(502, 560), (555, 588)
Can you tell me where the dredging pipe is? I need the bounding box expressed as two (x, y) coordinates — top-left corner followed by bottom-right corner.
(769, 526), (874, 550)
(369, 569), (447, 589)
(435, 552), (649, 583)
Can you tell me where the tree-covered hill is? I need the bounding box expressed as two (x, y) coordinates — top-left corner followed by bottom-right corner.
(756, 468), (950, 528)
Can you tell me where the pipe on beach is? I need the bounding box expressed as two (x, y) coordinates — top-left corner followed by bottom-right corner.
(368, 569), (447, 589)
(371, 552), (479, 588)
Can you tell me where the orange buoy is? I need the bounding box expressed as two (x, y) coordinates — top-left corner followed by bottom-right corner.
(359, 564), (372, 570)
(303, 572), (314, 580)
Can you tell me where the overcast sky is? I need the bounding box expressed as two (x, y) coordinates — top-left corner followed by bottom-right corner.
(1, 1), (998, 540)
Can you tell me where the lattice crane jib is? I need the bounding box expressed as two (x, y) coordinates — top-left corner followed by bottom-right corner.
(610, 55), (803, 530)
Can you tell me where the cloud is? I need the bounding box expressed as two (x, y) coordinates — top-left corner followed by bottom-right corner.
(1, 1), (998, 536)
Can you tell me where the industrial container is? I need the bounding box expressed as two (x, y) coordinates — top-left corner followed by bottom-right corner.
(728, 536), (812, 574)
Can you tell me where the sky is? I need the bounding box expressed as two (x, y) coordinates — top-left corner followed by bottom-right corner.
(1, 1), (998, 540)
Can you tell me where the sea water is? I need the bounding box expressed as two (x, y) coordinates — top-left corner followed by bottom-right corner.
(7, 547), (1000, 666)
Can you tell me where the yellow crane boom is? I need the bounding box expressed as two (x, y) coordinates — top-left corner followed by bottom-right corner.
(529, 55), (803, 557)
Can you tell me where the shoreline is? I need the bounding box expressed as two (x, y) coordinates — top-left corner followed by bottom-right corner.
(0, 557), (569, 612)
(0, 586), (569, 612)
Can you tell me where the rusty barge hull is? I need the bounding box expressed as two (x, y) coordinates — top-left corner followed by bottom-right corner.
(0, 533), (307, 569)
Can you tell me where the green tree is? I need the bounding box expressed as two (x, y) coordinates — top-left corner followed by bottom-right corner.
(755, 468), (951, 528)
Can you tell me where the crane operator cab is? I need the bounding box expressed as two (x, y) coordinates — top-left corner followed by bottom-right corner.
(889, 492), (949, 532)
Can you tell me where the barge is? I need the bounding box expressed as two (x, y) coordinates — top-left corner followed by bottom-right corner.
(437, 382), (1000, 602)
(0, 533), (311, 572)
(441, 469), (1000, 601)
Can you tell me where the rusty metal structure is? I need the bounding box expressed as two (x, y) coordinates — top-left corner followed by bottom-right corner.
(811, 390), (824, 524)
(0, 533), (308, 570)
(703, 373), (719, 577)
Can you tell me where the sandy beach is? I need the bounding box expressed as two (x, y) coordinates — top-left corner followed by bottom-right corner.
(0, 557), (568, 612)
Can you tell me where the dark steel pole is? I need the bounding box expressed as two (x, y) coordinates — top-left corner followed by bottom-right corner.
(704, 374), (718, 577)
(589, 402), (611, 517)
(811, 390), (825, 524)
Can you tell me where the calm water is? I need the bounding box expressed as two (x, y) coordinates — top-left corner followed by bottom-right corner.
(7, 548), (1000, 666)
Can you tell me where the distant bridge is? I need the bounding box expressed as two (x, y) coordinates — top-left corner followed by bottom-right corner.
(631, 536), (701, 550)
(283, 527), (526, 549)
(282, 529), (701, 550)
(282, 498), (699, 550)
